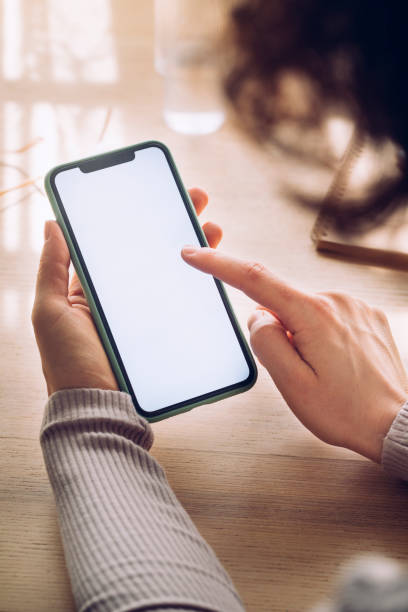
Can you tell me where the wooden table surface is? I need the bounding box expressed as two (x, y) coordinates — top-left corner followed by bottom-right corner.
(1, 2), (408, 611)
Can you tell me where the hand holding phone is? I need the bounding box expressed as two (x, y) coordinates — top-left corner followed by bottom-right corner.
(37, 142), (256, 421)
(32, 189), (222, 399)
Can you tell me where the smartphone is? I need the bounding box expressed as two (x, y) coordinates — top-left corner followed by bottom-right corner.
(45, 141), (257, 422)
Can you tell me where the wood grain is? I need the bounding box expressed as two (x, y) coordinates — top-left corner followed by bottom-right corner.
(0, 2), (408, 611)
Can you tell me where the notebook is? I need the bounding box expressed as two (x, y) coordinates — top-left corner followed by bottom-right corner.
(311, 128), (408, 270)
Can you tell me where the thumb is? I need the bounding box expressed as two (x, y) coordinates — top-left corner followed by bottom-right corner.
(248, 309), (314, 395)
(35, 221), (70, 300)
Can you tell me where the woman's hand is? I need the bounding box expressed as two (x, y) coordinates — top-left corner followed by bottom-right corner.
(181, 246), (408, 463)
(32, 188), (222, 396)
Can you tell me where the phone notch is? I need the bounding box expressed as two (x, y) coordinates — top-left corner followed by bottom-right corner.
(79, 148), (135, 174)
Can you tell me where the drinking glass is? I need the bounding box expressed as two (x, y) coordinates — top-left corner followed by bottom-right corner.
(154, 0), (226, 135)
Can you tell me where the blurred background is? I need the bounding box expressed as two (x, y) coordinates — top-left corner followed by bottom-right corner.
(1, 2), (408, 611)
(0, 0), (406, 340)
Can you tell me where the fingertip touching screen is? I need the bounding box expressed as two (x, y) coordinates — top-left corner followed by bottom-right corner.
(53, 144), (252, 415)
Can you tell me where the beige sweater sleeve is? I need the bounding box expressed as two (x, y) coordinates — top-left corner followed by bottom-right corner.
(381, 400), (408, 480)
(40, 389), (245, 612)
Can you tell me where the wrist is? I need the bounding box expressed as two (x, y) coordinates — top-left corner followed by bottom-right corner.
(45, 365), (118, 396)
(358, 400), (404, 463)
(382, 401), (408, 479)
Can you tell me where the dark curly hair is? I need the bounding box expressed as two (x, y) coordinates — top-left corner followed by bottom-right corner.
(224, 0), (408, 229)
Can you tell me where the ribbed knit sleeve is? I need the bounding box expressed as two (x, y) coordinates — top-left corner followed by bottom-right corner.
(40, 389), (245, 612)
(382, 401), (408, 481)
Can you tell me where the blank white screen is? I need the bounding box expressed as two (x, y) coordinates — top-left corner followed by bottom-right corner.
(55, 146), (250, 413)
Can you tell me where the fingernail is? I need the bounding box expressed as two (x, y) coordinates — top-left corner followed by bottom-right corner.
(182, 245), (199, 256)
(256, 306), (277, 320)
(44, 221), (52, 240)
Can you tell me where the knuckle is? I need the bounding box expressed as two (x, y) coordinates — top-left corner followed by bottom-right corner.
(31, 300), (40, 326)
(372, 307), (388, 324)
(31, 308), (43, 333)
(354, 297), (370, 312)
(249, 313), (282, 348)
(31, 298), (49, 330)
(250, 317), (277, 340)
(316, 292), (371, 316)
(310, 295), (341, 325)
(312, 295), (335, 314)
(37, 256), (48, 279)
(321, 291), (353, 307)
(31, 309), (41, 331)
(241, 261), (266, 286)
(320, 290), (347, 301)
(31, 307), (37, 327)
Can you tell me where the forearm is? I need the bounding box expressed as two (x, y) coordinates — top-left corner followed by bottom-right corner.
(382, 400), (408, 480)
(40, 389), (244, 612)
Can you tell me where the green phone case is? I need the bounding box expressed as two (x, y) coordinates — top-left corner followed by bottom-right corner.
(44, 140), (257, 422)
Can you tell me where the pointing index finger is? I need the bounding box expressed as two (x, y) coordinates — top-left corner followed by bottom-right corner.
(181, 246), (308, 332)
